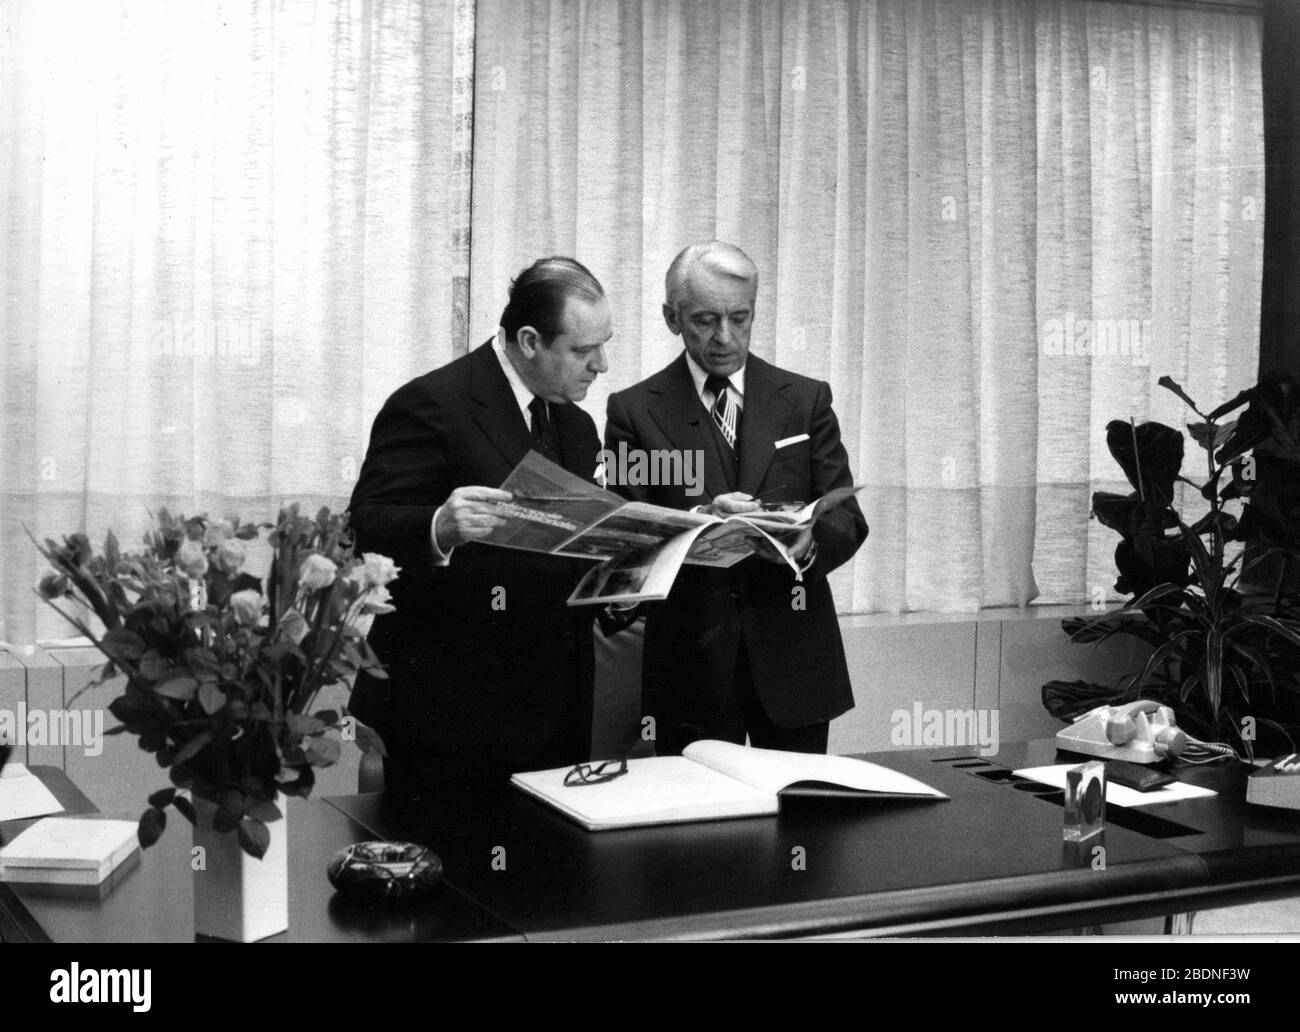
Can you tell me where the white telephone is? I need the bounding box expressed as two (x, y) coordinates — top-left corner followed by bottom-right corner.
(1055, 700), (1188, 765)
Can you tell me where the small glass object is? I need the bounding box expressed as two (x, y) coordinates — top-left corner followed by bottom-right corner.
(1063, 760), (1106, 842)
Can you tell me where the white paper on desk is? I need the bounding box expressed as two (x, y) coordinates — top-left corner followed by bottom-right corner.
(1013, 764), (1217, 808)
(0, 762), (65, 822)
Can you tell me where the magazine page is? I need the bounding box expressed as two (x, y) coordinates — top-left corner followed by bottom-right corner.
(555, 501), (714, 561)
(567, 524), (707, 605)
(719, 518), (801, 575)
(682, 521), (762, 568)
(737, 483), (866, 529)
(477, 450), (623, 554)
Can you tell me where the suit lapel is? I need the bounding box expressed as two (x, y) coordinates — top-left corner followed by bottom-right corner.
(468, 341), (533, 471)
(737, 355), (797, 496)
(648, 355), (733, 501)
(552, 401), (597, 481)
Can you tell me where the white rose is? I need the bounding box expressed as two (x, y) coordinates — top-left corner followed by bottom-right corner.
(203, 519), (234, 548)
(177, 539), (209, 580)
(278, 608), (310, 645)
(216, 537), (246, 574)
(299, 554), (338, 591)
(362, 552), (401, 587)
(360, 583), (395, 615)
(229, 589), (263, 626)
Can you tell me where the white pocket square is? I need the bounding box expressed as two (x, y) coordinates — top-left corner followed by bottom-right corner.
(774, 433), (810, 449)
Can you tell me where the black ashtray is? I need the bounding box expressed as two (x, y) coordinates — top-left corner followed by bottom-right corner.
(327, 841), (443, 900)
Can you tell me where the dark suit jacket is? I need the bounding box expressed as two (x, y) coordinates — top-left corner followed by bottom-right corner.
(604, 353), (867, 744)
(347, 341), (600, 766)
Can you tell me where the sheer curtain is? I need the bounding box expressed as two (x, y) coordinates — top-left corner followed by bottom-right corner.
(0, 0), (1265, 642)
(0, 0), (473, 644)
(469, 0), (1263, 613)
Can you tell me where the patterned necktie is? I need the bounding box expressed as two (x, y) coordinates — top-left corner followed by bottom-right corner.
(704, 374), (740, 459)
(528, 395), (563, 465)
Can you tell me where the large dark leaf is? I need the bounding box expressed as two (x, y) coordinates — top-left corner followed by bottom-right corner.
(1114, 536), (1192, 597)
(1106, 420), (1184, 506)
(1092, 492), (1141, 534)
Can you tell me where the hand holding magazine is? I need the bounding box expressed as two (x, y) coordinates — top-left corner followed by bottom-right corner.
(511, 740), (948, 831)
(475, 451), (864, 606)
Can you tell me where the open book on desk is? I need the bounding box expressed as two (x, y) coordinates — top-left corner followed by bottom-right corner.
(477, 450), (863, 606)
(511, 740), (948, 832)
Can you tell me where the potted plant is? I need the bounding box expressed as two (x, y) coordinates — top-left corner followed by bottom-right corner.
(1043, 376), (1300, 756)
(31, 505), (391, 940)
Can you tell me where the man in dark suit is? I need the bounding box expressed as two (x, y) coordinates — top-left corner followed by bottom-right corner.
(605, 241), (867, 755)
(347, 257), (611, 797)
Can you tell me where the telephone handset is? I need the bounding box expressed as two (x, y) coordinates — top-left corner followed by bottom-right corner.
(1055, 700), (1188, 765)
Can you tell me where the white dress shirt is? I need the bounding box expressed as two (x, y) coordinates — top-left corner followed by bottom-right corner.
(684, 351), (746, 415)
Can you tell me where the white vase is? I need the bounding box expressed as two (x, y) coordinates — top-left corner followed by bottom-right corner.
(191, 795), (289, 942)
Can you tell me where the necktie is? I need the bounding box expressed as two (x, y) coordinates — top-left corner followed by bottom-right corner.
(529, 395), (563, 465)
(704, 374), (740, 460)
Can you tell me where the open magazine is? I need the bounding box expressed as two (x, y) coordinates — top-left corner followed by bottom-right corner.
(477, 451), (863, 606)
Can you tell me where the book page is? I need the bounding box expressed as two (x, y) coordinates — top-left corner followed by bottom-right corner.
(683, 740), (947, 798)
(512, 756), (778, 829)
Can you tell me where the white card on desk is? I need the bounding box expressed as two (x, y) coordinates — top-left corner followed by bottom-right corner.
(1013, 764), (1217, 808)
(0, 762), (66, 822)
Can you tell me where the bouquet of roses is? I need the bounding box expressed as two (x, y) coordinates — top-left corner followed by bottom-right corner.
(31, 505), (392, 857)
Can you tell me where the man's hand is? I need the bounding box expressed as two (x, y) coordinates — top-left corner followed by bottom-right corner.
(706, 491), (761, 517)
(434, 486), (513, 550)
